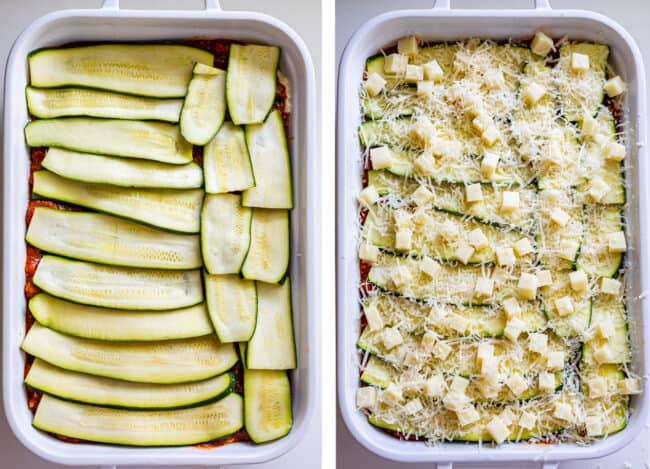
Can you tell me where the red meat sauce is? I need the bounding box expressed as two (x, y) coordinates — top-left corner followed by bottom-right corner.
(23, 38), (292, 448)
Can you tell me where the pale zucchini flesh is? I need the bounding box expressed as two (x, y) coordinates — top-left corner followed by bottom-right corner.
(204, 273), (257, 343)
(540, 272), (592, 336)
(204, 121), (255, 193)
(22, 323), (238, 384)
(244, 369), (292, 443)
(241, 208), (290, 283)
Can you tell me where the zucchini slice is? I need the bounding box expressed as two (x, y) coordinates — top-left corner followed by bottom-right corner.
(179, 63), (227, 145)
(26, 86), (183, 122)
(536, 123), (581, 191)
(33, 171), (203, 233)
(27, 207), (201, 269)
(242, 110), (293, 209)
(244, 368), (292, 443)
(581, 365), (629, 436)
(26, 359), (233, 410)
(540, 271), (592, 336)
(22, 323), (238, 384)
(201, 194), (252, 274)
(204, 273), (257, 343)
(29, 293), (212, 342)
(576, 204), (624, 277)
(226, 44), (280, 125)
(42, 148), (203, 189)
(33, 392), (243, 446)
(582, 294), (630, 366)
(360, 355), (393, 388)
(204, 121), (255, 193)
(33, 255), (203, 311)
(29, 44), (214, 98)
(247, 278), (296, 370)
(25, 118), (193, 165)
(241, 209), (290, 284)
(536, 189), (583, 270)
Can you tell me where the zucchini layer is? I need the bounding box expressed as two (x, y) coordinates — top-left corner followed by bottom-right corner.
(576, 204), (624, 277)
(204, 274), (257, 343)
(582, 294), (629, 366)
(540, 272), (592, 336)
(244, 369), (292, 443)
(204, 122), (255, 193)
(241, 209), (290, 283)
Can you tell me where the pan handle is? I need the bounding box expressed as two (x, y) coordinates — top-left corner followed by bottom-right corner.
(542, 464), (559, 469)
(100, 0), (223, 10)
(436, 463), (453, 469)
(433, 0), (552, 9)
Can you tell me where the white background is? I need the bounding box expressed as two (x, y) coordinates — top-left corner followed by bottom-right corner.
(335, 0), (650, 468)
(0, 0), (321, 468)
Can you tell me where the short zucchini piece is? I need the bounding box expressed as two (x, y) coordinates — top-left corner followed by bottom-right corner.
(179, 63), (226, 145)
(244, 368), (292, 443)
(536, 189), (583, 270)
(26, 359), (234, 409)
(536, 123), (582, 190)
(33, 255), (203, 310)
(29, 293), (213, 342)
(201, 194), (252, 274)
(27, 207), (201, 269)
(226, 44), (280, 125)
(204, 273), (257, 343)
(242, 110), (293, 209)
(360, 355), (393, 388)
(241, 209), (290, 284)
(247, 278), (296, 370)
(582, 293), (630, 366)
(540, 271), (592, 336)
(33, 171), (203, 233)
(25, 118), (193, 165)
(33, 392), (243, 446)
(26, 86), (183, 122)
(576, 204), (624, 277)
(204, 122), (255, 193)
(22, 323), (238, 384)
(29, 44), (214, 98)
(42, 148), (203, 189)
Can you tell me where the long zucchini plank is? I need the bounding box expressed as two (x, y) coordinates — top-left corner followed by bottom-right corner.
(33, 255), (203, 311)
(241, 209), (290, 284)
(576, 204), (624, 277)
(25, 118), (193, 165)
(29, 44), (214, 98)
(42, 148), (203, 189)
(540, 272), (592, 337)
(33, 393), (243, 446)
(29, 294), (213, 342)
(204, 121), (255, 193)
(244, 368), (292, 443)
(22, 323), (237, 384)
(26, 86), (183, 122)
(27, 207), (201, 269)
(26, 359), (233, 410)
(204, 274), (257, 343)
(33, 171), (203, 233)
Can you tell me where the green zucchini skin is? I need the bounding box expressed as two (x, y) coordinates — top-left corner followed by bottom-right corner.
(203, 121), (255, 193)
(244, 368), (292, 443)
(32, 393), (244, 446)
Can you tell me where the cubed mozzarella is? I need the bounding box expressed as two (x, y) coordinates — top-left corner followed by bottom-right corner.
(466, 183), (484, 203)
(455, 244), (475, 265)
(550, 207), (570, 226)
(356, 386), (378, 409)
(496, 247), (516, 267)
(370, 146), (393, 169)
(448, 313), (469, 333)
(424, 374), (445, 397)
(536, 269), (553, 287)
(604, 75), (626, 97)
(433, 340), (452, 359)
(397, 36), (419, 57)
(456, 405), (480, 426)
(364, 72), (386, 96)
(553, 401), (574, 421)
(390, 266), (412, 288)
(358, 186), (379, 207)
(486, 416), (511, 444)
(474, 277), (494, 298)
(517, 273), (538, 300)
(442, 390), (469, 411)
(381, 327), (404, 350)
(519, 411), (537, 430)
(601, 277), (621, 296)
(619, 378), (642, 395)
(403, 397), (424, 414)
(523, 82), (546, 105)
(569, 270), (588, 292)
(414, 153), (435, 175)
(416, 80), (434, 96)
(546, 351), (565, 371)
(538, 371), (556, 392)
(554, 296), (574, 317)
(481, 152), (500, 179)
(607, 231), (627, 253)
(559, 239), (580, 261)
(504, 317), (525, 342)
(571, 52), (590, 72)
(528, 332), (548, 354)
(588, 176), (610, 202)
(581, 114), (598, 139)
(531, 31), (554, 56)
(405, 64), (424, 83)
(603, 141), (626, 161)
(501, 191), (520, 213)
(594, 320), (615, 340)
(502, 297), (522, 318)
(585, 416), (604, 437)
(505, 373), (528, 397)
(364, 303), (384, 330)
(594, 344), (614, 364)
(481, 123), (500, 146)
(394, 229), (413, 251)
(419, 257), (440, 278)
(384, 53), (408, 75)
(358, 243), (380, 263)
(587, 376), (608, 398)
(468, 228), (490, 251)
(450, 375), (469, 393)
(382, 383), (403, 403)
(423, 59), (444, 82)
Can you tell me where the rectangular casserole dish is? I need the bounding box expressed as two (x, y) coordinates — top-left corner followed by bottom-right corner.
(336, 0), (648, 466)
(3, 0), (319, 466)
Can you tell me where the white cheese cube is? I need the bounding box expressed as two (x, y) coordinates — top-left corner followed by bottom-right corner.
(414, 153), (435, 175)
(619, 378), (642, 395)
(559, 239), (580, 261)
(423, 59), (444, 82)
(394, 229), (413, 251)
(448, 313), (469, 333)
(536, 269), (553, 287)
(382, 383), (403, 403)
(390, 266), (412, 288)
(581, 114), (598, 139)
(505, 373), (528, 397)
(364, 303), (384, 331)
(499, 408), (517, 427)
(594, 320), (615, 340)
(424, 374), (445, 398)
(433, 340), (452, 359)
(358, 243), (380, 264)
(519, 411), (538, 430)
(481, 123), (500, 147)
(481, 152), (500, 179)
(442, 391), (469, 411)
(554, 296), (574, 317)
(594, 344), (614, 364)
(588, 176), (611, 202)
(604, 75), (626, 97)
(550, 207), (570, 226)
(381, 327), (404, 350)
(587, 376), (608, 398)
(384, 53), (408, 75)
(503, 318), (525, 342)
(393, 209), (411, 228)
(416, 80), (434, 96)
(403, 397), (424, 414)
(477, 342), (494, 362)
(601, 277), (621, 296)
(455, 244), (475, 265)
(486, 416), (511, 444)
(397, 36), (419, 57)
(585, 416), (604, 437)
(356, 386), (378, 409)
(405, 64), (424, 83)
(571, 52), (590, 72)
(501, 191), (520, 213)
(517, 273), (539, 300)
(466, 183), (484, 203)
(474, 277), (494, 298)
(419, 257), (440, 278)
(569, 270), (588, 292)
(502, 297), (522, 318)
(370, 146), (393, 169)
(484, 70), (505, 90)
(546, 351), (565, 371)
(411, 185), (434, 207)
(460, 91), (483, 116)
(523, 82), (546, 106)
(528, 332), (548, 354)
(450, 375), (469, 393)
(457, 405), (481, 426)
(471, 113), (491, 133)
(468, 228), (489, 250)
(410, 116), (435, 144)
(420, 331), (437, 352)
(358, 186), (379, 207)
(603, 141), (626, 161)
(496, 247), (516, 267)
(481, 355), (499, 375)
(531, 31), (554, 57)
(538, 371), (556, 392)
(364, 72), (386, 97)
(607, 231), (626, 253)
(553, 401), (574, 421)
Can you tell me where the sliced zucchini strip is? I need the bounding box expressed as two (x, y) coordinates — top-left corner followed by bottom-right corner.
(204, 273), (257, 343)
(26, 359), (233, 409)
(244, 369), (292, 443)
(27, 207), (201, 269)
(33, 255), (203, 311)
(536, 123), (581, 191)
(242, 110), (293, 209)
(33, 393), (243, 446)
(179, 63), (226, 145)
(582, 294), (629, 366)
(581, 365), (629, 436)
(22, 323), (237, 384)
(26, 86), (183, 122)
(576, 204), (624, 277)
(540, 271), (592, 336)
(29, 293), (212, 342)
(247, 278), (296, 370)
(25, 118), (193, 165)
(33, 171), (203, 233)
(226, 44), (280, 125)
(201, 194), (252, 274)
(29, 44), (214, 98)
(536, 189), (583, 270)
(204, 122), (255, 193)
(360, 355), (393, 388)
(241, 209), (290, 283)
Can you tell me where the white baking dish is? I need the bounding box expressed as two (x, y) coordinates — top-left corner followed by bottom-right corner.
(336, 1), (648, 466)
(2, 0), (318, 466)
